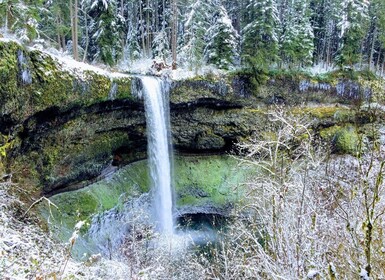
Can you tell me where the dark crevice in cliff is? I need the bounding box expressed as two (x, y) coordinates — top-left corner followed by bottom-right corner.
(170, 97), (243, 110)
(15, 99), (144, 154)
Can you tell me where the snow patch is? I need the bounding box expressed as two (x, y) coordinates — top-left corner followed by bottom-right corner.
(43, 51), (130, 80)
(307, 269), (319, 279)
(360, 268), (370, 280)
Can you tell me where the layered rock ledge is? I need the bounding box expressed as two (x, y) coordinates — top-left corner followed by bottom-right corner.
(1, 40), (384, 197)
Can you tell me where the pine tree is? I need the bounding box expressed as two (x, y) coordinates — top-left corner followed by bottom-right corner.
(241, 0), (280, 69)
(310, 0), (343, 66)
(204, 4), (239, 69)
(335, 0), (369, 68)
(179, 0), (210, 70)
(366, 0), (385, 70)
(280, 0), (315, 67)
(39, 0), (70, 51)
(152, 28), (170, 62)
(121, 0), (141, 62)
(0, 0), (43, 42)
(376, 0), (385, 72)
(151, 0), (172, 63)
(87, 0), (124, 66)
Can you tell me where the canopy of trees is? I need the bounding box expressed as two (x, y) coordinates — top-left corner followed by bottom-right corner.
(1, 0), (384, 71)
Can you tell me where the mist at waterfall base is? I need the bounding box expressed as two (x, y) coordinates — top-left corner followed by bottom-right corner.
(81, 76), (220, 260)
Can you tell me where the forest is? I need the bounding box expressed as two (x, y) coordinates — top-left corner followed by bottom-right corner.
(1, 0), (385, 72)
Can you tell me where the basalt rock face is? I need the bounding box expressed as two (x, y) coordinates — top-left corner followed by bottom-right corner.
(0, 41), (136, 196)
(0, 42), (260, 196)
(0, 41), (381, 196)
(14, 99), (147, 195)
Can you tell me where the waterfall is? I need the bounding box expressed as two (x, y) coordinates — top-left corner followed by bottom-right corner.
(140, 76), (174, 235)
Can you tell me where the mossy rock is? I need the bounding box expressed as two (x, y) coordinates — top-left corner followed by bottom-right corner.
(174, 156), (256, 208)
(38, 160), (150, 232)
(333, 127), (359, 154)
(291, 106), (353, 121)
(0, 40), (133, 124)
(38, 155), (256, 248)
(195, 132), (225, 150)
(323, 126), (360, 155)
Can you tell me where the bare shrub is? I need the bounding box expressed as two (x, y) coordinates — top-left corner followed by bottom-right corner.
(192, 106), (385, 279)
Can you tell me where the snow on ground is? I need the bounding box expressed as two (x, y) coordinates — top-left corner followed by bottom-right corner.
(34, 46), (131, 80)
(170, 65), (227, 80)
(1, 33), (221, 82)
(306, 63), (337, 76)
(0, 182), (130, 279)
(0, 32), (130, 80)
(116, 57), (227, 80)
(47, 51), (131, 80)
(117, 58), (154, 75)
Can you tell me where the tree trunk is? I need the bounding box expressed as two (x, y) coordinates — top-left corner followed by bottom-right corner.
(57, 34), (61, 50)
(146, 0), (150, 57)
(369, 26), (377, 70)
(74, 0), (79, 60)
(70, 0), (79, 60)
(171, 0), (177, 69)
(61, 35), (66, 51)
(120, 0), (125, 50)
(139, 2), (146, 56)
(82, 4), (89, 62)
(376, 48), (381, 71)
(5, 2), (10, 31)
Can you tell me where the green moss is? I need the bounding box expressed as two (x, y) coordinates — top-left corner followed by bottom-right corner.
(170, 84), (215, 103)
(38, 160), (150, 238)
(38, 156), (255, 246)
(174, 156), (255, 207)
(291, 106), (352, 121)
(0, 41), (132, 124)
(178, 195), (199, 206)
(320, 125), (360, 155)
(320, 125), (342, 141)
(333, 126), (360, 155)
(114, 77), (132, 99)
(83, 71), (111, 104)
(0, 135), (13, 174)
(268, 68), (314, 82)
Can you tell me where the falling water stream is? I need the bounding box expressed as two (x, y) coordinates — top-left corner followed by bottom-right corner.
(140, 76), (174, 235)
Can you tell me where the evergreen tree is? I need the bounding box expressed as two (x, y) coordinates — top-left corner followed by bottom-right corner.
(179, 0), (210, 70)
(376, 0), (385, 72)
(366, 0), (385, 70)
(39, 0), (70, 51)
(241, 0), (280, 68)
(0, 0), (43, 42)
(152, 0), (172, 63)
(121, 0), (141, 62)
(335, 0), (369, 67)
(310, 0), (343, 65)
(87, 0), (124, 66)
(280, 0), (315, 67)
(152, 28), (170, 62)
(204, 4), (239, 69)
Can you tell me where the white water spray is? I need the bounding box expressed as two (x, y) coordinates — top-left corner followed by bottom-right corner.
(140, 76), (174, 235)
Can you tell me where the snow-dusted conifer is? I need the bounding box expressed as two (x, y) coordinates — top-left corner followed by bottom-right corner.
(204, 4), (239, 69)
(179, 0), (210, 70)
(0, 0), (42, 42)
(280, 0), (314, 67)
(241, 0), (280, 68)
(152, 28), (170, 62)
(87, 0), (124, 66)
(335, 0), (369, 67)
